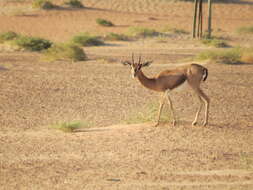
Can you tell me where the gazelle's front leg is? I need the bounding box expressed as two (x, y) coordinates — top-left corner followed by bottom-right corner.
(154, 92), (166, 127)
(166, 90), (176, 126)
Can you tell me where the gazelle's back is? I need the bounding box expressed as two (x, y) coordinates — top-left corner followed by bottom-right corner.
(155, 64), (206, 91)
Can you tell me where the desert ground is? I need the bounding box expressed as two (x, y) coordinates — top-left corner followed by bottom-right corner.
(0, 0), (253, 189)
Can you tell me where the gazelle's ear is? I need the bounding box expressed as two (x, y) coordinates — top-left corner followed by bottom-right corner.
(121, 61), (131, 66)
(142, 61), (152, 67)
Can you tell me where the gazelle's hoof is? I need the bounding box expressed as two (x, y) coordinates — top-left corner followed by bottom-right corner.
(192, 121), (197, 126)
(203, 122), (208, 127)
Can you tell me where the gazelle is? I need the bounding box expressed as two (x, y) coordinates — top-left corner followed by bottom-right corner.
(121, 54), (210, 127)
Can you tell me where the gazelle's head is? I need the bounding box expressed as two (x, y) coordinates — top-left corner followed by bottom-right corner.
(121, 54), (152, 78)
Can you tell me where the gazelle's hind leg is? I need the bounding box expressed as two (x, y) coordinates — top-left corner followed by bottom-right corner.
(192, 95), (204, 126)
(166, 90), (176, 126)
(187, 70), (210, 126)
(193, 88), (210, 126)
(199, 89), (210, 126)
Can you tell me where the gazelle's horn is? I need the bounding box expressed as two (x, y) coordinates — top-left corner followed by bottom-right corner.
(138, 54), (142, 64)
(132, 53), (134, 64)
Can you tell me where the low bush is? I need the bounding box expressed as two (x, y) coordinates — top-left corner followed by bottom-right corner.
(96, 18), (114, 27)
(236, 26), (253, 34)
(71, 33), (104, 46)
(13, 35), (52, 51)
(162, 26), (189, 34)
(43, 43), (86, 62)
(0, 31), (19, 43)
(196, 47), (253, 64)
(64, 0), (84, 8)
(127, 26), (159, 38)
(201, 38), (229, 48)
(104, 32), (128, 41)
(32, 0), (56, 10)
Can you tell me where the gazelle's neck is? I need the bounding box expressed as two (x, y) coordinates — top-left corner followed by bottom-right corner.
(136, 70), (158, 91)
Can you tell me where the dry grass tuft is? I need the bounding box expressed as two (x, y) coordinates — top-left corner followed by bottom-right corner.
(104, 32), (128, 41)
(50, 121), (90, 132)
(0, 31), (19, 43)
(125, 102), (172, 124)
(240, 48), (253, 64)
(201, 38), (229, 48)
(236, 26), (253, 34)
(32, 0), (57, 10)
(126, 26), (159, 38)
(161, 25), (189, 35)
(64, 0), (84, 8)
(96, 18), (114, 27)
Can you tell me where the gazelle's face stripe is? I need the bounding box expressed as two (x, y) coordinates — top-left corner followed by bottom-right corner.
(131, 63), (141, 78)
(131, 64), (137, 78)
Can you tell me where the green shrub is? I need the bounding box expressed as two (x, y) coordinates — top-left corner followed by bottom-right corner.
(0, 31), (19, 43)
(196, 48), (243, 64)
(201, 38), (229, 48)
(32, 0), (56, 9)
(104, 32), (128, 41)
(50, 121), (89, 132)
(127, 26), (158, 38)
(96, 18), (114, 27)
(13, 35), (52, 51)
(64, 0), (84, 8)
(43, 43), (86, 62)
(71, 33), (104, 46)
(236, 26), (253, 34)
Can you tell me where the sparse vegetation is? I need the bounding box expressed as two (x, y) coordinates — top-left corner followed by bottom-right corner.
(237, 26), (253, 34)
(127, 26), (159, 38)
(71, 33), (104, 46)
(64, 0), (84, 8)
(32, 0), (56, 10)
(196, 47), (253, 64)
(43, 43), (86, 62)
(201, 38), (229, 48)
(0, 31), (19, 43)
(96, 18), (114, 27)
(50, 121), (90, 132)
(125, 102), (171, 124)
(104, 32), (128, 41)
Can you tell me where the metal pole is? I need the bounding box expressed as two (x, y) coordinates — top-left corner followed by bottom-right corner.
(207, 0), (212, 38)
(197, 0), (202, 38)
(192, 0), (198, 38)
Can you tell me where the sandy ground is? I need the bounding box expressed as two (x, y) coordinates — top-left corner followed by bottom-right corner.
(0, 0), (253, 189)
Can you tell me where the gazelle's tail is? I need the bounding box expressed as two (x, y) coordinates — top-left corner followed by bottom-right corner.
(203, 67), (208, 81)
